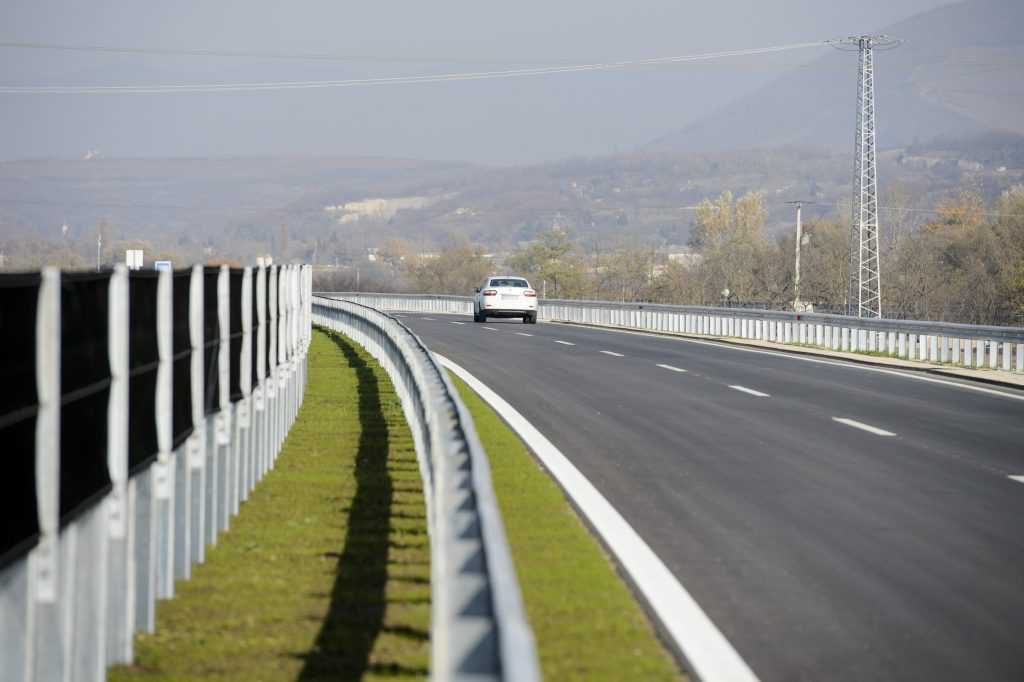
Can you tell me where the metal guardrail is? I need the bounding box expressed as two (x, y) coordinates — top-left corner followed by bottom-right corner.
(318, 292), (1024, 374)
(1, 264), (311, 682)
(311, 296), (540, 682)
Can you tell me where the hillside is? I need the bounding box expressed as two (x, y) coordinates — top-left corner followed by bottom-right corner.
(646, 0), (1024, 153)
(4, 130), (1021, 272)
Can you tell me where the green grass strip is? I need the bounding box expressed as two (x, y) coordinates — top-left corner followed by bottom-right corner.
(449, 375), (686, 682)
(110, 327), (429, 682)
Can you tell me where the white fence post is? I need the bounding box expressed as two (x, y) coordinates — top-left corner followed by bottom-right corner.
(154, 268), (175, 601)
(106, 266), (132, 663)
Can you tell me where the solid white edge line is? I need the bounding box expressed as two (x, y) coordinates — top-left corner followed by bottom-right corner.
(599, 350), (624, 357)
(553, 340), (575, 346)
(572, 324), (1024, 402)
(729, 385), (770, 398)
(832, 417), (897, 437)
(436, 354), (761, 682)
(656, 363), (687, 373)
(1010, 476), (1024, 484)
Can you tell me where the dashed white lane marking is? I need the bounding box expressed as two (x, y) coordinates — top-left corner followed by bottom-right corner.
(600, 350), (624, 357)
(516, 333), (534, 337)
(1010, 476), (1024, 485)
(657, 364), (687, 373)
(587, 325), (1024, 403)
(554, 340), (575, 346)
(729, 385), (770, 398)
(436, 355), (760, 682)
(482, 326), (498, 331)
(393, 314), (406, 317)
(422, 317), (435, 321)
(450, 321), (465, 325)
(832, 417), (897, 437)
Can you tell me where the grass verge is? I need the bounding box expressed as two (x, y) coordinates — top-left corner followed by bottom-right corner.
(109, 327), (429, 682)
(449, 374), (686, 682)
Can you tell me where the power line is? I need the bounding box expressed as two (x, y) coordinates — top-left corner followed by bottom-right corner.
(0, 40), (828, 94)
(789, 199), (1024, 220)
(2, 41), (1015, 70)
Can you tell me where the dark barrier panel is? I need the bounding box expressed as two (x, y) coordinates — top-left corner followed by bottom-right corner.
(60, 273), (112, 528)
(228, 270), (243, 402)
(203, 268), (220, 416)
(0, 274), (42, 569)
(250, 270), (259, 390)
(171, 270), (193, 448)
(128, 272), (160, 475)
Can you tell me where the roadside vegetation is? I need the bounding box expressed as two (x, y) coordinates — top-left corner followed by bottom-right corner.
(109, 327), (429, 682)
(449, 375), (685, 682)
(319, 179), (1024, 327)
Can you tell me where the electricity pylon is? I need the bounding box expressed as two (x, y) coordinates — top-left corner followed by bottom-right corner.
(831, 35), (901, 317)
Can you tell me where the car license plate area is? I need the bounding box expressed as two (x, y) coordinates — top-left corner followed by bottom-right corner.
(501, 294), (521, 301)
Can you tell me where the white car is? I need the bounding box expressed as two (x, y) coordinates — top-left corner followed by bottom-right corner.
(473, 276), (538, 324)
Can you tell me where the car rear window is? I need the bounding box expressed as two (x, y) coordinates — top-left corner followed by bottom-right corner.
(490, 279), (528, 288)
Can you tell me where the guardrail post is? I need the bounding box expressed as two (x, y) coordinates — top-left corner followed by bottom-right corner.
(215, 266), (231, 537)
(110, 267), (137, 663)
(1017, 343), (1023, 373)
(188, 266), (206, 567)
(254, 266), (267, 490)
(153, 268), (175, 605)
(237, 268), (253, 506)
(31, 268), (62, 681)
(267, 266), (278, 470)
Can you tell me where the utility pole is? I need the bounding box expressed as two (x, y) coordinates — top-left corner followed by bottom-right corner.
(786, 200), (808, 311)
(830, 35), (901, 318)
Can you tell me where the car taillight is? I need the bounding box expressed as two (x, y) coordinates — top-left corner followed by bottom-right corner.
(483, 289), (498, 296)
(524, 290), (536, 297)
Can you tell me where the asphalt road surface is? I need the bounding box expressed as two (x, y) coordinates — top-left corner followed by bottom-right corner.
(395, 312), (1024, 682)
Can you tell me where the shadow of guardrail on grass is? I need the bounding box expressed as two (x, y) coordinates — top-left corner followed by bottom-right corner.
(298, 332), (428, 680)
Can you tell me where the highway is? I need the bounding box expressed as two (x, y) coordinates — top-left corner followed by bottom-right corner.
(395, 313), (1024, 682)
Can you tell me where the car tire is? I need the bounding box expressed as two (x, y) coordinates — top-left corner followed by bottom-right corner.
(473, 309), (481, 322)
(476, 310), (486, 323)
(527, 312), (538, 324)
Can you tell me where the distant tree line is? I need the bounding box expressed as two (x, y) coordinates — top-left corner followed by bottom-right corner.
(322, 183), (1024, 326)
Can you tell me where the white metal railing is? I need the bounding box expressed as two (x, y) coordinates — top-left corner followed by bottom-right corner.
(318, 292), (1024, 374)
(312, 296), (540, 682)
(0, 264), (311, 682)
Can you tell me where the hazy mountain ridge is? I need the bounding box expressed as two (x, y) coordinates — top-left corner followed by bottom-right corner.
(646, 0), (1024, 153)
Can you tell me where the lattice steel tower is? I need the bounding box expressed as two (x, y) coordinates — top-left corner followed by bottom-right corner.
(831, 35), (900, 317)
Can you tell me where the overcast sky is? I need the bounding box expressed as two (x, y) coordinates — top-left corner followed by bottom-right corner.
(0, 0), (958, 163)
